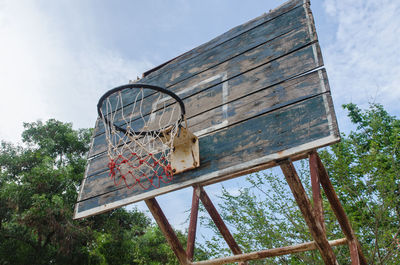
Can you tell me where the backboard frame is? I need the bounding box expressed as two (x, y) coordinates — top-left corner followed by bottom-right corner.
(74, 0), (340, 220)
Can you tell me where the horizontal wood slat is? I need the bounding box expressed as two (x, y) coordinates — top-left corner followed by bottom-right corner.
(94, 19), (318, 136)
(144, 0), (306, 80)
(99, 3), (313, 119)
(91, 41), (323, 158)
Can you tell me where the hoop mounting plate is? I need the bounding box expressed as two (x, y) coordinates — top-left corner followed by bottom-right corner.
(170, 127), (200, 174)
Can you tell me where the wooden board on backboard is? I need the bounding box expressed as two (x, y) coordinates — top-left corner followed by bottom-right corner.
(74, 0), (340, 219)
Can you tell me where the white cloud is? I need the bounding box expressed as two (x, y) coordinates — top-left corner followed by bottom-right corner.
(0, 0), (152, 143)
(322, 0), (400, 125)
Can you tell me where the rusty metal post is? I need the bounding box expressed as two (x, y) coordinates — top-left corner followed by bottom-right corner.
(199, 187), (247, 265)
(309, 152), (326, 232)
(187, 186), (201, 261)
(145, 198), (190, 265)
(313, 152), (367, 265)
(349, 240), (360, 265)
(279, 159), (338, 265)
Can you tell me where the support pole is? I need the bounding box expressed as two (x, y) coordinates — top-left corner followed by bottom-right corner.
(349, 240), (360, 265)
(312, 151), (367, 265)
(187, 186), (201, 261)
(309, 152), (326, 232)
(279, 159), (338, 265)
(199, 187), (247, 265)
(145, 198), (190, 265)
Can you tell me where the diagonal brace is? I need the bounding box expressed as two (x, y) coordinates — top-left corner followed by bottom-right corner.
(279, 159), (338, 265)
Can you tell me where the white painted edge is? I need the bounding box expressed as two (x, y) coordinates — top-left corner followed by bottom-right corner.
(318, 70), (335, 133)
(149, 72), (229, 135)
(192, 71), (230, 137)
(149, 75), (225, 123)
(178, 74), (222, 97)
(304, 3), (319, 68)
(304, 2), (314, 41)
(222, 72), (229, 120)
(74, 133), (339, 219)
(194, 120), (228, 137)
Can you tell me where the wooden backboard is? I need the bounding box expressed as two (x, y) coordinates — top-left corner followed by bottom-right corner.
(74, 0), (340, 219)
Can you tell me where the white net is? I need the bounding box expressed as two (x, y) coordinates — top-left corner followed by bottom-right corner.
(98, 85), (184, 190)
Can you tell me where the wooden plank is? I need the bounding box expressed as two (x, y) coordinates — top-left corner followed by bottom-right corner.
(143, 0), (306, 78)
(187, 186), (201, 261)
(99, 3), (314, 119)
(143, 4), (310, 87)
(349, 239), (360, 265)
(75, 95), (339, 218)
(145, 198), (189, 265)
(279, 160), (338, 265)
(191, 238), (347, 265)
(95, 25), (317, 137)
(199, 187), (245, 260)
(142, 0), (306, 82)
(90, 42), (324, 158)
(309, 152), (325, 232)
(314, 152), (368, 265)
(94, 14), (318, 139)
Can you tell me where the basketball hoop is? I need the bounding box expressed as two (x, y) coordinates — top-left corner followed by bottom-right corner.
(97, 83), (199, 190)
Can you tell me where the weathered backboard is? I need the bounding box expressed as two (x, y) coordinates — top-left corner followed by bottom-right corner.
(74, 0), (340, 219)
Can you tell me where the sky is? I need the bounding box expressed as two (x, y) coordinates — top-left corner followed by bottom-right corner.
(1, 0), (400, 238)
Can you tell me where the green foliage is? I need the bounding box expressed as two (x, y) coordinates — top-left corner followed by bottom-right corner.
(0, 120), (93, 265)
(319, 103), (400, 264)
(131, 225), (181, 265)
(0, 119), (196, 265)
(199, 103), (400, 264)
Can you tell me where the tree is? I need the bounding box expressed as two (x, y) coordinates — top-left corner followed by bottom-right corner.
(319, 103), (400, 264)
(0, 119), (199, 265)
(0, 119), (93, 264)
(199, 103), (400, 264)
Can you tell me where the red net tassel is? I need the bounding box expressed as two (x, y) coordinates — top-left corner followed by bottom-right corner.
(108, 152), (173, 190)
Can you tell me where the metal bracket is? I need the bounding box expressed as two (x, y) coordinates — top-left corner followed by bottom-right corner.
(171, 127), (200, 174)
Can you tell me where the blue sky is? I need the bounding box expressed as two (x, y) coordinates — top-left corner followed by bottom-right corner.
(1, 0), (400, 238)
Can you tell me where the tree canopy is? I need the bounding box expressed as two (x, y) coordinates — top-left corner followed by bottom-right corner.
(0, 119), (194, 265)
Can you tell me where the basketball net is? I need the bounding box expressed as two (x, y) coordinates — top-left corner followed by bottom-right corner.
(99, 87), (183, 190)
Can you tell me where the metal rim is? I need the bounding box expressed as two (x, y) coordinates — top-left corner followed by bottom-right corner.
(97, 83), (186, 136)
